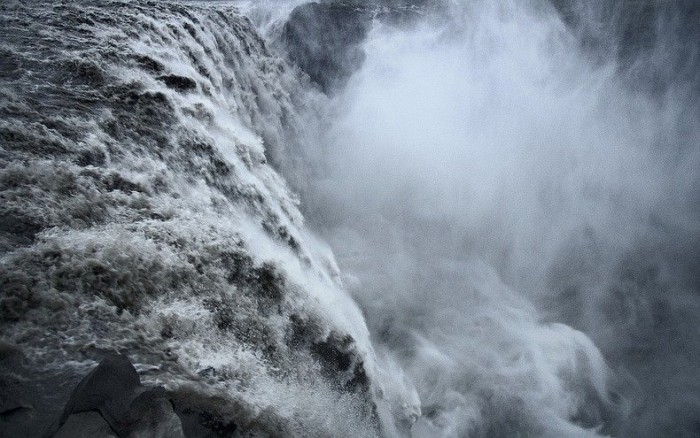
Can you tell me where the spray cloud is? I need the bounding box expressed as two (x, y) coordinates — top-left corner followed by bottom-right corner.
(286, 0), (700, 436)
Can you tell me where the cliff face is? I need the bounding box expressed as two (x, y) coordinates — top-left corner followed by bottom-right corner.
(277, 1), (432, 94)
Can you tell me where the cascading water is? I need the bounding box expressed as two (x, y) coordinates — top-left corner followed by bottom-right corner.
(0, 1), (386, 436)
(0, 0), (698, 437)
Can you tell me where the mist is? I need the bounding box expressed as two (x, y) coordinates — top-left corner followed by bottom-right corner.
(284, 0), (700, 436)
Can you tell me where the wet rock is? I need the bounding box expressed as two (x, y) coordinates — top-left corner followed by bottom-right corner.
(0, 406), (35, 438)
(76, 147), (107, 167)
(52, 354), (185, 438)
(103, 172), (147, 194)
(56, 354), (139, 429)
(122, 388), (185, 438)
(64, 59), (106, 86)
(279, 2), (372, 93)
(278, 1), (429, 93)
(311, 331), (370, 393)
(169, 390), (238, 438)
(54, 412), (117, 438)
(133, 55), (165, 74)
(158, 74), (197, 92)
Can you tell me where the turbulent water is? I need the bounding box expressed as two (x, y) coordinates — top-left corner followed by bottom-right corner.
(0, 1), (379, 436)
(0, 0), (698, 437)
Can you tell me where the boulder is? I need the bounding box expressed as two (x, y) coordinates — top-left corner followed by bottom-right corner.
(168, 389), (238, 438)
(51, 354), (185, 438)
(122, 388), (186, 438)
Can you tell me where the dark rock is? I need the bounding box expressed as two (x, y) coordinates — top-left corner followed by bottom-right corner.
(64, 59), (106, 86)
(0, 343), (36, 438)
(133, 55), (165, 74)
(175, 409), (238, 438)
(157, 74), (197, 92)
(0, 272), (40, 322)
(279, 2), (372, 93)
(311, 331), (370, 393)
(122, 388), (185, 438)
(0, 377), (32, 418)
(551, 0), (700, 95)
(103, 172), (147, 193)
(0, 341), (23, 362)
(54, 412), (117, 438)
(278, 1), (430, 93)
(0, 406), (35, 438)
(169, 390), (238, 438)
(52, 354), (184, 438)
(0, 212), (43, 242)
(56, 354), (140, 429)
(76, 147), (107, 167)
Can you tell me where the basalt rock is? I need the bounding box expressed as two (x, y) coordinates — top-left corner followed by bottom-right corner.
(279, 2), (372, 93)
(158, 74), (197, 92)
(50, 354), (185, 438)
(278, 1), (431, 94)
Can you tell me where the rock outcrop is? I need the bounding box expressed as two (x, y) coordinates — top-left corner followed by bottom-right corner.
(50, 355), (185, 438)
(280, 2), (372, 93)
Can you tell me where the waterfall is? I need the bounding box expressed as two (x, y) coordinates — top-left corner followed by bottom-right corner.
(0, 1), (385, 436)
(1, 1), (698, 437)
